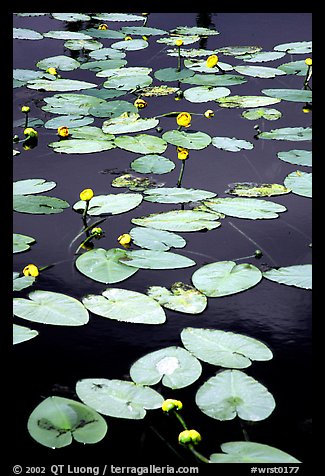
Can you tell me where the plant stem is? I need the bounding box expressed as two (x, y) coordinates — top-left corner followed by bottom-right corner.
(177, 160), (185, 188)
(82, 200), (90, 225)
(173, 411), (188, 430)
(24, 113), (29, 129)
(188, 444), (211, 464)
(177, 46), (181, 72)
(75, 234), (95, 254)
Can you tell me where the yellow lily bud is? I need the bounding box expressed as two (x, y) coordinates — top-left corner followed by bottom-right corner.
(79, 188), (94, 201)
(206, 54), (219, 68)
(178, 429), (202, 445)
(162, 399), (183, 412)
(177, 146), (189, 161)
(305, 57), (312, 66)
(91, 227), (103, 238)
(204, 109), (214, 118)
(124, 36), (133, 41)
(175, 39), (183, 47)
(176, 112), (191, 128)
(24, 127), (38, 138)
(98, 23), (108, 30)
(21, 105), (30, 113)
(46, 67), (58, 76)
(118, 233), (132, 247)
(57, 126), (69, 137)
(134, 98), (148, 109)
(23, 264), (39, 277)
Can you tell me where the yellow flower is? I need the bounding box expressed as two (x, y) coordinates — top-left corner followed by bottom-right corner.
(79, 188), (94, 201)
(178, 429), (202, 445)
(142, 35), (148, 41)
(24, 127), (38, 138)
(305, 57), (312, 66)
(118, 233), (132, 247)
(57, 126), (69, 138)
(21, 105), (30, 113)
(46, 67), (58, 76)
(177, 146), (189, 160)
(91, 227), (103, 238)
(23, 264), (39, 277)
(124, 36), (133, 41)
(162, 399), (183, 412)
(206, 54), (219, 68)
(204, 109), (214, 118)
(134, 98), (148, 109)
(175, 39), (183, 47)
(142, 13), (149, 16)
(176, 112), (191, 128)
(98, 23), (108, 30)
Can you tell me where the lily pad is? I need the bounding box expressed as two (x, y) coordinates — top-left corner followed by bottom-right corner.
(182, 73), (246, 87)
(44, 115), (94, 130)
(36, 55), (80, 71)
(13, 233), (36, 253)
(162, 130), (211, 150)
(226, 182), (291, 197)
(82, 288), (166, 325)
(263, 264), (312, 289)
(120, 249), (195, 270)
(130, 155), (175, 174)
(48, 139), (116, 154)
(262, 88), (312, 102)
(13, 324), (38, 345)
(13, 195), (70, 214)
(181, 327), (272, 368)
(277, 60), (308, 76)
(215, 45), (262, 56)
(154, 67), (195, 82)
(42, 93), (105, 115)
(89, 47), (126, 60)
(157, 35), (200, 46)
(69, 126), (114, 141)
(44, 31), (92, 40)
(13, 290), (89, 326)
(211, 136), (253, 152)
(97, 66), (152, 78)
(103, 74), (152, 90)
(130, 346), (202, 389)
(143, 187), (216, 204)
(274, 41), (312, 54)
(51, 13), (91, 22)
(111, 174), (157, 192)
(73, 193), (143, 216)
(76, 378), (163, 420)
(132, 209), (222, 232)
(234, 65), (286, 78)
(195, 369), (275, 421)
(183, 86), (231, 103)
(115, 134), (167, 154)
(203, 197), (286, 219)
(75, 248), (139, 284)
(81, 29), (125, 40)
(284, 171), (312, 197)
(64, 39), (103, 51)
(13, 274), (36, 292)
(184, 59), (233, 74)
(121, 26), (168, 36)
(277, 149), (312, 167)
(13, 28), (43, 40)
(111, 39), (148, 51)
(192, 261), (262, 298)
(130, 227), (186, 251)
(257, 127), (312, 141)
(92, 13), (145, 22)
(241, 108), (282, 121)
(80, 59), (127, 72)
(90, 100), (138, 118)
(27, 78), (97, 92)
(13, 178), (56, 195)
(171, 26), (220, 36)
(102, 114), (159, 134)
(27, 396), (107, 448)
(135, 85), (179, 97)
(210, 441), (301, 463)
(216, 95), (281, 108)
(240, 51), (286, 62)
(147, 283), (207, 314)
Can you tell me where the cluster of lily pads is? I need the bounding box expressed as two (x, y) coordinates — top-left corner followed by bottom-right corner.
(13, 12), (311, 463)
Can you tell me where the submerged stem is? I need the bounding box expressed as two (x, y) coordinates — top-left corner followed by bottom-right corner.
(177, 160), (185, 188)
(188, 444), (211, 464)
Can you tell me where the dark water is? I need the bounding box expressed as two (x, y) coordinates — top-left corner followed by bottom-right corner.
(12, 12), (312, 471)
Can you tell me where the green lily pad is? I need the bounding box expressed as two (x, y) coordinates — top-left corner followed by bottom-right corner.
(210, 441), (301, 463)
(195, 369), (275, 421)
(42, 93), (106, 115)
(277, 149), (312, 167)
(120, 249), (195, 270)
(130, 227), (186, 251)
(211, 136), (253, 152)
(13, 28), (43, 40)
(82, 288), (166, 325)
(80, 59), (127, 72)
(277, 60), (308, 76)
(240, 51), (286, 62)
(97, 66), (152, 78)
(130, 346), (202, 389)
(36, 55), (80, 71)
(216, 95), (281, 108)
(75, 248), (139, 284)
(215, 45), (262, 56)
(135, 85), (179, 97)
(27, 396), (107, 448)
(13, 69), (43, 82)
(102, 114), (159, 134)
(181, 73), (246, 87)
(13, 195), (70, 214)
(64, 39), (103, 51)
(121, 26), (168, 36)
(111, 174), (157, 191)
(241, 107), (282, 121)
(90, 100), (138, 118)
(13, 290), (89, 326)
(257, 127), (312, 141)
(44, 115), (94, 129)
(76, 378), (163, 420)
(226, 182), (291, 197)
(234, 65), (286, 78)
(157, 35), (200, 46)
(13, 178), (56, 195)
(184, 59), (233, 74)
(13, 324), (38, 345)
(154, 67), (195, 82)
(130, 154), (175, 174)
(13, 274), (36, 292)
(183, 86), (231, 103)
(111, 39), (148, 51)
(89, 47), (126, 60)
(103, 74), (152, 90)
(162, 130), (211, 150)
(69, 126), (114, 141)
(274, 41), (312, 54)
(48, 139), (116, 154)
(263, 264), (312, 289)
(13, 233), (36, 253)
(44, 31), (92, 40)
(192, 261), (262, 298)
(143, 187), (216, 203)
(92, 13), (144, 22)
(171, 26), (220, 36)
(51, 13), (91, 22)
(147, 283), (207, 314)
(73, 193), (143, 216)
(262, 88), (312, 102)
(181, 327), (272, 368)
(132, 209), (222, 232)
(27, 78), (97, 92)
(115, 134), (167, 154)
(284, 171), (312, 198)
(203, 197), (286, 219)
